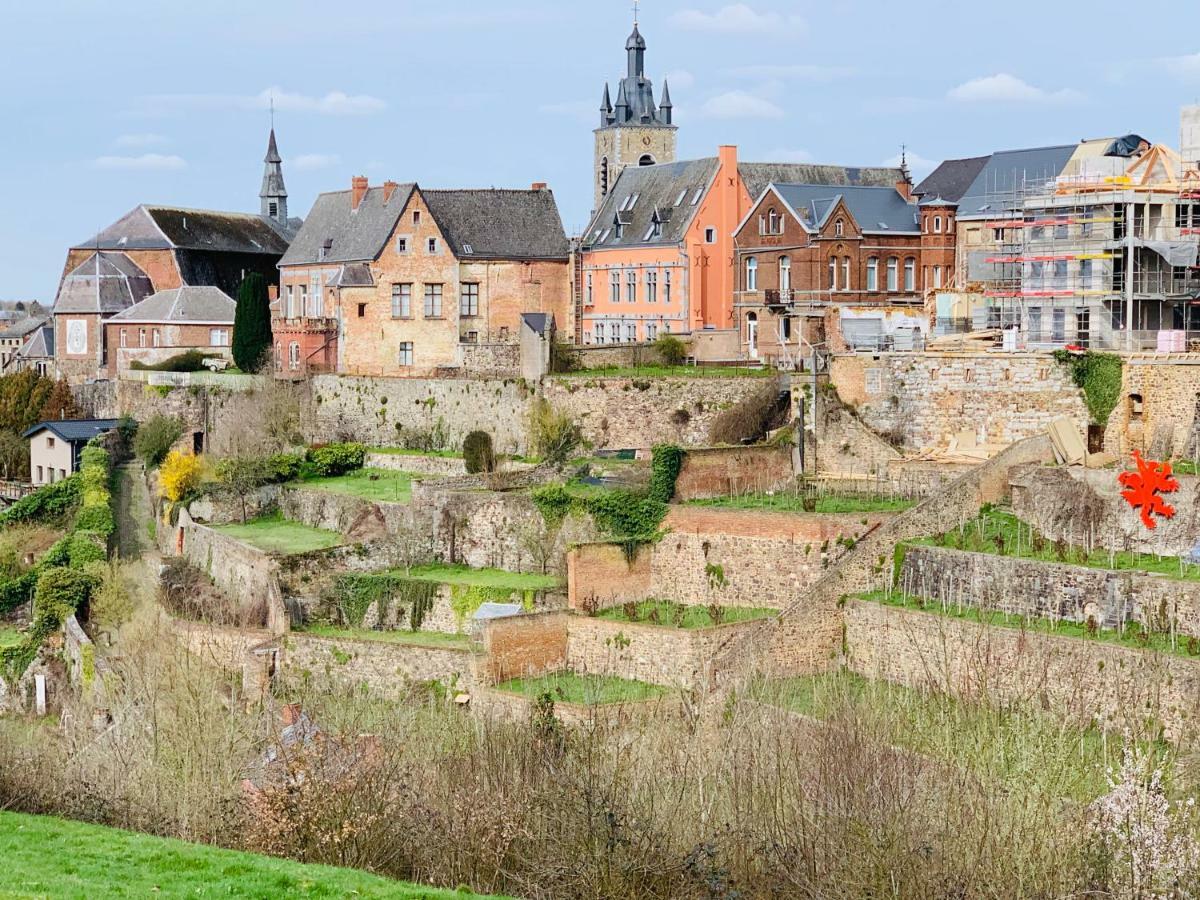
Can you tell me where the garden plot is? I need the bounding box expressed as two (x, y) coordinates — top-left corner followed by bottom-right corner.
(213, 514), (341, 555)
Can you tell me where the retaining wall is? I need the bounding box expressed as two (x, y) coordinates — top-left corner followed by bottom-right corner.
(672, 445), (794, 501)
(282, 632), (477, 697)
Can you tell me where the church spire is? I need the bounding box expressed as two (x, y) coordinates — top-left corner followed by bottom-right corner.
(600, 83), (613, 126)
(260, 126), (288, 225)
(660, 79), (673, 125)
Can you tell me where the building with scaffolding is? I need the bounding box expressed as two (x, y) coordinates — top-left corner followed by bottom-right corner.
(955, 136), (1200, 350)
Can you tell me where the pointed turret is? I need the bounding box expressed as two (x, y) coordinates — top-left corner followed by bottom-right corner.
(600, 83), (613, 126)
(660, 79), (673, 125)
(626, 23), (646, 78)
(260, 128), (288, 225)
(613, 81), (629, 123)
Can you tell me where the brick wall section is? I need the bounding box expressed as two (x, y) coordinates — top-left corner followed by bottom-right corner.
(479, 611), (568, 684)
(566, 543), (652, 610)
(1011, 463), (1200, 556)
(673, 445), (794, 501)
(900, 545), (1200, 637)
(282, 632), (477, 697)
(831, 352), (1088, 450)
(708, 434), (1058, 682)
(566, 615), (769, 690)
(1104, 357), (1200, 458)
(844, 599), (1200, 743)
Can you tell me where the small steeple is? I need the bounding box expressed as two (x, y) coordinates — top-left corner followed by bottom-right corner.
(600, 83), (613, 126)
(260, 127), (288, 225)
(614, 81), (629, 119)
(626, 23), (646, 78)
(660, 79), (673, 125)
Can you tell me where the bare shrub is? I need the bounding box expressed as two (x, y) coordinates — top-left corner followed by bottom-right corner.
(708, 377), (786, 445)
(158, 557), (266, 628)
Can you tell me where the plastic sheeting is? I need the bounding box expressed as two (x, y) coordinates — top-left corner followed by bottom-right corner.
(1132, 238), (1200, 268)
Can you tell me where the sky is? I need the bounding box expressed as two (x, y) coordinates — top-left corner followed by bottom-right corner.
(3, 0), (1200, 303)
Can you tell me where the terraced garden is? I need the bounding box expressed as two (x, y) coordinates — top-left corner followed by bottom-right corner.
(596, 599), (776, 629)
(295, 468), (415, 503)
(214, 514), (341, 555)
(496, 671), (667, 705)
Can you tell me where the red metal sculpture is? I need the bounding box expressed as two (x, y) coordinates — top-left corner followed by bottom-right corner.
(1119, 450), (1179, 530)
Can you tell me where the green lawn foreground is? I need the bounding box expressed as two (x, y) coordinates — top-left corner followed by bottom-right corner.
(596, 599), (776, 629)
(296, 624), (472, 650)
(297, 468), (415, 503)
(213, 514), (341, 556)
(496, 671), (666, 705)
(0, 809), (508, 899)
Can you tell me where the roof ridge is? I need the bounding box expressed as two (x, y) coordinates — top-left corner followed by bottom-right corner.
(144, 204), (269, 219)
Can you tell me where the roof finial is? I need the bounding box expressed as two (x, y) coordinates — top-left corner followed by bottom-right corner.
(633, 0), (639, 26)
(270, 93), (275, 130)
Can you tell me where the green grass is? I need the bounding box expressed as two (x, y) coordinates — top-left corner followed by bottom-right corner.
(0, 809), (507, 899)
(596, 600), (776, 629)
(753, 671), (1134, 803)
(689, 492), (916, 515)
(214, 514), (341, 555)
(295, 624), (472, 650)
(0, 626), (23, 649)
(369, 447), (463, 459)
(913, 505), (1200, 581)
(858, 589), (1200, 659)
(296, 468), (414, 503)
(496, 671), (667, 705)
(554, 365), (770, 379)
(399, 563), (561, 591)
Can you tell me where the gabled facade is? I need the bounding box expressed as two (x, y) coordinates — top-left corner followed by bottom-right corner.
(275, 178), (572, 377)
(104, 286), (236, 375)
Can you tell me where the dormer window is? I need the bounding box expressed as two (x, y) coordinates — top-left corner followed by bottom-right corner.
(675, 189), (687, 206)
(614, 215), (625, 240)
(691, 187), (704, 205)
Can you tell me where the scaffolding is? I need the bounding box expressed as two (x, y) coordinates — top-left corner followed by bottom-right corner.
(971, 145), (1200, 351)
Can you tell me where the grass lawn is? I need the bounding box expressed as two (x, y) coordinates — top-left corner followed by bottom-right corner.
(596, 599), (776, 629)
(297, 468), (414, 503)
(0, 809), (508, 899)
(689, 492), (916, 515)
(496, 671), (667, 705)
(554, 365), (770, 379)
(369, 447), (463, 459)
(214, 514), (341, 555)
(913, 505), (1200, 581)
(400, 563), (561, 591)
(296, 624), (471, 650)
(859, 589), (1200, 659)
(0, 626), (23, 649)
(752, 671), (1130, 803)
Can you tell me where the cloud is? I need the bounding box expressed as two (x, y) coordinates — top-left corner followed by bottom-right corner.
(947, 73), (1083, 104)
(93, 153), (186, 171)
(671, 4), (805, 35)
(698, 90), (784, 119)
(134, 86), (386, 117)
(113, 132), (168, 148)
(292, 153), (341, 171)
(1159, 52), (1200, 79)
(724, 64), (854, 82)
(663, 69), (695, 90)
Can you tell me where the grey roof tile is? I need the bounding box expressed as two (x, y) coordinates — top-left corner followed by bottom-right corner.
(914, 156), (991, 203)
(23, 419), (120, 442)
(738, 162), (902, 198)
(955, 144), (1078, 218)
(76, 206), (294, 255)
(279, 184), (416, 267)
(584, 158), (720, 248)
(54, 252), (154, 315)
(0, 316), (50, 340)
(771, 183), (919, 233)
(422, 189), (570, 259)
(17, 324), (53, 360)
(108, 286), (235, 324)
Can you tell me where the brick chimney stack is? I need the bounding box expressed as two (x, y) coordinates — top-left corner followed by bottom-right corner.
(382, 180), (399, 204)
(531, 182), (548, 191)
(351, 176), (369, 211)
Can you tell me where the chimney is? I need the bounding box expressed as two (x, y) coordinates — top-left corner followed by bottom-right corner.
(718, 145), (738, 173)
(350, 176), (369, 211)
(382, 180), (399, 204)
(281, 702), (302, 726)
(895, 179), (913, 202)
(531, 182), (548, 191)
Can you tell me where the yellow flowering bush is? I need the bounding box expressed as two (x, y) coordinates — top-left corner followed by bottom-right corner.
(159, 450), (205, 502)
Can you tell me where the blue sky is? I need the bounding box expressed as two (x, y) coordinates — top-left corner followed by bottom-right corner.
(3, 0), (1200, 303)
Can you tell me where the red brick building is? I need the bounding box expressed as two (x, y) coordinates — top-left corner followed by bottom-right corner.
(103, 286), (236, 376)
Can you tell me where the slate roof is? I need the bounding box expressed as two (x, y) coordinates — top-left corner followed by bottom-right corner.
(769, 184), (919, 234)
(54, 252), (154, 315)
(23, 419), (119, 442)
(914, 155), (990, 203)
(738, 162), (902, 198)
(422, 189), (570, 260)
(76, 206), (295, 255)
(17, 324), (53, 360)
(278, 184), (416, 267)
(955, 144), (1078, 219)
(108, 286), (235, 325)
(0, 316), (49, 340)
(521, 312), (552, 336)
(329, 263), (375, 288)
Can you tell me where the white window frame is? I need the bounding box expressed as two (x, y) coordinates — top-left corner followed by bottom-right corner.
(423, 283), (443, 317)
(886, 257), (898, 292)
(626, 269), (637, 304)
(646, 269), (658, 303)
(745, 257), (757, 292)
(391, 283), (412, 319)
(904, 257), (916, 292)
(398, 342), (414, 366)
(779, 256), (791, 293)
(866, 257), (878, 292)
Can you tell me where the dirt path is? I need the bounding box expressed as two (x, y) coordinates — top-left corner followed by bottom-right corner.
(114, 464), (158, 564)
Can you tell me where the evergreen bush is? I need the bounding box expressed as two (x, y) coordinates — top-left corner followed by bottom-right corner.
(133, 415), (184, 467)
(232, 272), (273, 373)
(463, 431), (496, 474)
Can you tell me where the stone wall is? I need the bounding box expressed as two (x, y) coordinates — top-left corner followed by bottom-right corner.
(543, 376), (772, 450)
(810, 395), (903, 477)
(844, 599), (1200, 743)
(282, 632), (477, 698)
(1105, 356), (1200, 459)
(472, 687), (671, 727)
(459, 343), (521, 379)
(900, 545), (1200, 638)
(566, 615), (769, 691)
(478, 611), (568, 684)
(566, 543), (652, 610)
(830, 352), (1087, 451)
(177, 515), (283, 629)
(355, 583), (566, 636)
(167, 617), (274, 676)
(673, 445), (794, 501)
(1011, 463), (1200, 556)
(364, 451), (535, 477)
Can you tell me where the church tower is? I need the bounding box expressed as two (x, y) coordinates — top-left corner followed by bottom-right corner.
(260, 128), (288, 225)
(593, 16), (678, 211)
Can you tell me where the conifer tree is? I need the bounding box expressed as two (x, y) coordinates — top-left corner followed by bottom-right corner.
(38, 379), (83, 422)
(232, 272), (273, 372)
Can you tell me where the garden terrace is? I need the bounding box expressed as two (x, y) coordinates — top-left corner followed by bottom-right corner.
(213, 514), (341, 555)
(595, 599), (776, 629)
(293, 467), (414, 503)
(0, 810), (507, 899)
(292, 624), (471, 650)
(688, 491), (916, 515)
(494, 671), (667, 705)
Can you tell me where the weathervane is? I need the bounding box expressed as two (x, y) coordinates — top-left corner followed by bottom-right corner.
(633, 0), (639, 26)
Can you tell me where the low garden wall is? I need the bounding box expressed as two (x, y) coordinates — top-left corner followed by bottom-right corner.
(278, 486), (407, 541)
(566, 543), (651, 611)
(672, 445), (794, 501)
(281, 632), (477, 698)
(899, 544), (1200, 637)
(364, 451), (535, 478)
(843, 598), (1200, 743)
(176, 513), (286, 632)
(1010, 463), (1200, 557)
(354, 583), (566, 636)
(166, 617), (274, 676)
(477, 611), (568, 684)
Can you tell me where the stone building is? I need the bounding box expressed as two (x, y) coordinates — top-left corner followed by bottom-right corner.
(0, 317), (50, 371)
(6, 321), (53, 377)
(103, 286), (236, 375)
(275, 178), (572, 377)
(731, 177), (935, 361)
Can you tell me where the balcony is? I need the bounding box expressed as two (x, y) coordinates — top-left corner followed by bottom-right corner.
(274, 316), (339, 333)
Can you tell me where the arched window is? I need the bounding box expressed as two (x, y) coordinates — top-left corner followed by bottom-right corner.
(933, 215), (942, 233)
(835, 218), (844, 237)
(610, 269), (621, 303)
(886, 257), (899, 291)
(842, 257), (851, 292)
(866, 257), (879, 292)
(638, 154), (655, 166)
(626, 269), (637, 303)
(768, 208), (779, 234)
(904, 257), (916, 292)
(779, 255), (791, 293)
(288, 342), (300, 371)
(828, 257), (837, 291)
(745, 257), (758, 291)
